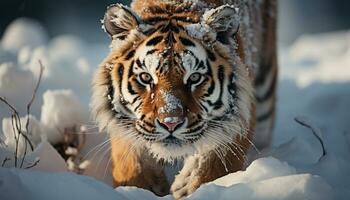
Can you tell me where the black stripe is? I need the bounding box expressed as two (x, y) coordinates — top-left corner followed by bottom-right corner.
(116, 35), (127, 40)
(165, 32), (176, 45)
(140, 114), (146, 120)
(160, 23), (180, 33)
(197, 61), (205, 70)
(187, 120), (200, 129)
(144, 16), (168, 23)
(256, 71), (277, 103)
(148, 6), (168, 14)
(257, 108), (274, 122)
(136, 59), (142, 68)
(134, 102), (142, 112)
(186, 124), (204, 133)
(210, 65), (224, 109)
(179, 36), (195, 46)
(125, 50), (135, 60)
(131, 96), (141, 104)
(115, 62), (134, 116)
(106, 77), (115, 112)
(227, 72), (236, 96)
(204, 60), (214, 97)
(146, 49), (157, 55)
(127, 60), (134, 78)
(216, 31), (230, 45)
(160, 23), (171, 33)
(206, 49), (216, 62)
(199, 102), (209, 112)
(127, 61), (137, 95)
(146, 36), (163, 46)
(138, 123), (153, 133)
(127, 83), (137, 95)
(117, 64), (124, 94)
(255, 63), (273, 86)
(143, 120), (154, 128)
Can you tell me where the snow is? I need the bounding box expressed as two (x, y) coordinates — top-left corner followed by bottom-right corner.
(1, 18), (48, 54)
(0, 18), (350, 199)
(2, 115), (44, 155)
(159, 90), (183, 114)
(0, 62), (35, 98)
(282, 30), (350, 88)
(40, 89), (88, 143)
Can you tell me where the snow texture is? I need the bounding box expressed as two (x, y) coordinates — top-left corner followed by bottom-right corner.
(0, 18), (350, 200)
(40, 89), (88, 143)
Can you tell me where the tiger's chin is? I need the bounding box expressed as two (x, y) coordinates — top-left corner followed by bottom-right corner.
(145, 132), (219, 163)
(147, 141), (197, 162)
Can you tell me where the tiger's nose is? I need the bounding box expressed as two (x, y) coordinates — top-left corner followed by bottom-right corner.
(157, 117), (184, 132)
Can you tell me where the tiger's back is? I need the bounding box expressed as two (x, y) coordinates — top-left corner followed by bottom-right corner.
(91, 0), (277, 199)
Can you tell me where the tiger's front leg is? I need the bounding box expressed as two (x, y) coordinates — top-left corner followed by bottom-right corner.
(110, 138), (170, 196)
(170, 147), (246, 199)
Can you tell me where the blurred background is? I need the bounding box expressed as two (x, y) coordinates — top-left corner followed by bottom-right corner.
(0, 1), (349, 194)
(1, 0), (350, 46)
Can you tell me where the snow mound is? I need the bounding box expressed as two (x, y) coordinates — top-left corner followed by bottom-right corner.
(1, 18), (48, 53)
(2, 115), (43, 155)
(0, 62), (35, 97)
(0, 157), (334, 200)
(0, 167), (125, 200)
(213, 157), (296, 187)
(192, 174), (332, 200)
(281, 31), (350, 87)
(41, 89), (88, 144)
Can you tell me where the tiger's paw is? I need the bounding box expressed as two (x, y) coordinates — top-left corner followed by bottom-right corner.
(170, 156), (201, 199)
(171, 175), (200, 199)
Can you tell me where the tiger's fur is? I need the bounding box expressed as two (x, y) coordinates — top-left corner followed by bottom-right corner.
(91, 0), (277, 199)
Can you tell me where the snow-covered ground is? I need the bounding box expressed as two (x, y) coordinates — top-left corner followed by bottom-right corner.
(0, 18), (349, 200)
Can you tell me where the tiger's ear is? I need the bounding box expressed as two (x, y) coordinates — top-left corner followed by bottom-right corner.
(103, 4), (140, 37)
(185, 5), (240, 44)
(203, 5), (240, 34)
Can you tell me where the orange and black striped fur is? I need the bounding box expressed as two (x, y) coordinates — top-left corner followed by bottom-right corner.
(91, 0), (277, 199)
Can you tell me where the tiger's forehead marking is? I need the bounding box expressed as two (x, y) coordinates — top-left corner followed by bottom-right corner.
(131, 22), (212, 84)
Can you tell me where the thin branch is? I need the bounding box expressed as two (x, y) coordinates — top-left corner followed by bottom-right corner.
(21, 60), (44, 168)
(295, 117), (326, 159)
(0, 59), (45, 169)
(24, 158), (40, 169)
(0, 97), (20, 116)
(25, 60), (44, 141)
(2, 157), (11, 167)
(11, 115), (19, 167)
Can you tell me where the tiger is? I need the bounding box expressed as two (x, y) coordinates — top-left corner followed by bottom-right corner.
(91, 0), (277, 199)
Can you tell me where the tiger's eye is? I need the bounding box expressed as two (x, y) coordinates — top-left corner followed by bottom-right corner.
(139, 72), (152, 84)
(189, 73), (202, 84)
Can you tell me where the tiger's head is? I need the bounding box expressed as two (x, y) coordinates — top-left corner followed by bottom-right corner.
(92, 2), (254, 161)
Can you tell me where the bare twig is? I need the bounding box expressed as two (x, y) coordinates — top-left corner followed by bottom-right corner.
(0, 97), (20, 116)
(21, 61), (44, 168)
(1, 157), (11, 167)
(26, 60), (44, 140)
(11, 115), (19, 167)
(24, 158), (40, 169)
(295, 117), (326, 159)
(0, 60), (44, 168)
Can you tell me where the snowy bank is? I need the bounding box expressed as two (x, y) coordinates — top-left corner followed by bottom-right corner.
(0, 157), (334, 200)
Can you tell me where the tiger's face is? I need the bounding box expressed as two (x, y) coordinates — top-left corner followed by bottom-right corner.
(93, 3), (253, 160)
